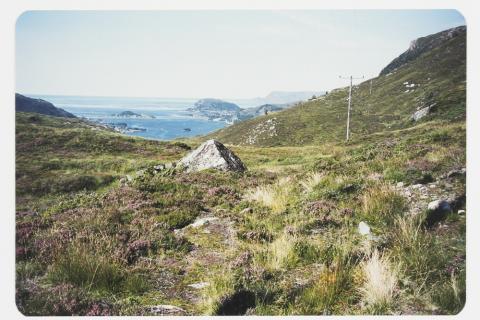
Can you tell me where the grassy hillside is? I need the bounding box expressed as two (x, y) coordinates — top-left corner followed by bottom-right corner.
(16, 26), (466, 316)
(16, 112), (192, 215)
(16, 113), (465, 316)
(208, 27), (465, 146)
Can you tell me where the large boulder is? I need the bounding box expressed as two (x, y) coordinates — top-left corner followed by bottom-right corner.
(179, 139), (246, 173)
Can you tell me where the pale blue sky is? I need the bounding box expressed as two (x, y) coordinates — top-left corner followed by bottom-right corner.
(16, 10), (465, 99)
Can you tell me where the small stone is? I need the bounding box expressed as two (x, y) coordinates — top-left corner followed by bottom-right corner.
(165, 162), (176, 169)
(126, 175), (133, 182)
(458, 209), (465, 215)
(396, 181), (404, 188)
(154, 164), (165, 171)
(240, 208), (253, 214)
(358, 221), (371, 236)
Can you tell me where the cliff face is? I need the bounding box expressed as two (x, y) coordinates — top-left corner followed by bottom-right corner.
(379, 25), (466, 76)
(15, 93), (76, 118)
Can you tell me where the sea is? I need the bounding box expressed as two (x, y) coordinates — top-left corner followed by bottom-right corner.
(30, 95), (252, 141)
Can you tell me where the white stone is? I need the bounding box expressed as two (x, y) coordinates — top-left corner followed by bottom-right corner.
(188, 282), (210, 289)
(358, 221), (371, 236)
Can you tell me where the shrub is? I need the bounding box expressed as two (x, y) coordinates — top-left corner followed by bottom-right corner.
(48, 244), (149, 294)
(389, 216), (445, 286)
(431, 270), (466, 314)
(300, 172), (324, 193)
(291, 257), (355, 315)
(244, 177), (293, 213)
(361, 185), (406, 228)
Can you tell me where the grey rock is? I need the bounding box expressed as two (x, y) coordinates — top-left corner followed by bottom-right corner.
(149, 305), (187, 315)
(179, 139), (246, 173)
(412, 106), (431, 121)
(165, 162), (176, 169)
(425, 199), (452, 226)
(446, 167), (466, 178)
(154, 164), (165, 171)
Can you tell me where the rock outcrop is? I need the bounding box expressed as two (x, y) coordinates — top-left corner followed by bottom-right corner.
(411, 106), (431, 121)
(380, 25), (466, 76)
(179, 139), (246, 173)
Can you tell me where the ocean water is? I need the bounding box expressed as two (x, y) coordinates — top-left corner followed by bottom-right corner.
(31, 95), (231, 141)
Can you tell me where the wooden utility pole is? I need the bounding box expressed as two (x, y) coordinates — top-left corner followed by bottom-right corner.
(339, 75), (364, 141)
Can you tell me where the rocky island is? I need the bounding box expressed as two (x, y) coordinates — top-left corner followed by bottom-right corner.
(111, 110), (155, 119)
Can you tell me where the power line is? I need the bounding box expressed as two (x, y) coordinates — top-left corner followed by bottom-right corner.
(339, 75), (364, 141)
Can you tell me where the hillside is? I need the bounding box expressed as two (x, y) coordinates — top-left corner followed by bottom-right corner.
(15, 93), (76, 118)
(207, 26), (465, 146)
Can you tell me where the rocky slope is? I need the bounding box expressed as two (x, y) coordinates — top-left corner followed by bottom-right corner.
(15, 93), (76, 118)
(207, 26), (466, 146)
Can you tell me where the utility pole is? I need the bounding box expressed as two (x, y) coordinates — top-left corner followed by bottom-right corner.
(339, 75), (364, 141)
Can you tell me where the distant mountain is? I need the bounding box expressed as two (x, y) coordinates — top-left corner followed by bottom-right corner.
(15, 93), (76, 118)
(239, 103), (291, 118)
(263, 91), (325, 104)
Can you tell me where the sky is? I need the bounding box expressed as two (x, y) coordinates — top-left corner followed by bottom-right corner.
(15, 10), (465, 99)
